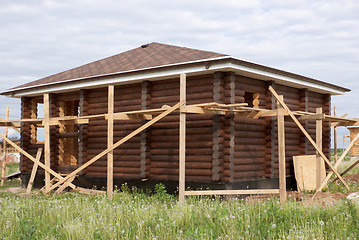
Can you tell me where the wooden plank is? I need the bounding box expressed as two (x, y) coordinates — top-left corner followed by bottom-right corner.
(43, 94), (51, 192)
(107, 85), (114, 199)
(74, 187), (106, 195)
(293, 155), (320, 191)
(179, 73), (186, 202)
(0, 133), (77, 190)
(334, 106), (338, 163)
(44, 101), (185, 194)
(48, 118), (89, 126)
(316, 108), (326, 190)
(313, 131), (359, 198)
(1, 107), (9, 187)
(277, 95), (286, 203)
(184, 189), (280, 196)
(26, 148), (43, 194)
(269, 86), (349, 189)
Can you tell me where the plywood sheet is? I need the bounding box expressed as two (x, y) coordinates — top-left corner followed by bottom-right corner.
(293, 155), (326, 192)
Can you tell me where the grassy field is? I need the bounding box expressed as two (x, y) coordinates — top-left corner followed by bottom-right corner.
(0, 182), (358, 239)
(0, 161), (358, 239)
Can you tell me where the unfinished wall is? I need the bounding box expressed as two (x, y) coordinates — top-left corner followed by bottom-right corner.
(19, 72), (332, 186)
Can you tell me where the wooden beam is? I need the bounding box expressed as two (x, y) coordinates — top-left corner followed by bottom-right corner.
(0, 133), (77, 190)
(314, 132), (359, 197)
(44, 101), (185, 194)
(333, 158), (359, 180)
(316, 108), (326, 190)
(48, 118), (89, 126)
(26, 148), (43, 194)
(334, 106), (338, 163)
(107, 85), (114, 199)
(179, 73), (186, 202)
(269, 86), (349, 189)
(277, 95), (286, 204)
(184, 189), (280, 196)
(298, 114), (325, 120)
(43, 94), (51, 192)
(1, 106), (9, 187)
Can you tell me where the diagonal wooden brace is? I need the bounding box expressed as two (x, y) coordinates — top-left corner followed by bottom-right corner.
(0, 133), (77, 191)
(54, 175), (76, 195)
(314, 132), (359, 197)
(44, 101), (185, 194)
(269, 86), (349, 190)
(26, 148), (43, 194)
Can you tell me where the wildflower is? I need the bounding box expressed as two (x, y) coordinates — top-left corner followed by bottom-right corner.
(272, 223), (276, 228)
(319, 221), (324, 226)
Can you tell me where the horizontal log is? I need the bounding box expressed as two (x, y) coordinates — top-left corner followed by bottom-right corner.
(86, 142), (140, 150)
(233, 145), (266, 151)
(234, 124), (265, 132)
(148, 174), (212, 182)
(86, 148), (141, 155)
(150, 141), (213, 149)
(57, 132), (79, 138)
(233, 171), (265, 179)
(87, 166), (140, 174)
(150, 148), (212, 155)
(150, 127), (213, 136)
(150, 168), (212, 176)
(150, 161), (212, 169)
(150, 155), (212, 162)
(85, 172), (141, 179)
(234, 151), (265, 158)
(235, 139), (266, 145)
(235, 131), (265, 139)
(151, 134), (212, 142)
(87, 136), (141, 143)
(233, 165), (264, 172)
(235, 118), (266, 125)
(232, 157), (265, 165)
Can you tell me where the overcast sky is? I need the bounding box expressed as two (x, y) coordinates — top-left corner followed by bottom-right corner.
(0, 0), (358, 144)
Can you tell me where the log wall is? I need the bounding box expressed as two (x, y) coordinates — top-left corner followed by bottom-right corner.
(19, 72), (332, 184)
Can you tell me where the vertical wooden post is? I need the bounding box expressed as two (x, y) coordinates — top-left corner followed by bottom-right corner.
(1, 106), (9, 187)
(107, 85), (114, 199)
(179, 73), (186, 202)
(277, 95), (286, 203)
(316, 108), (325, 190)
(43, 94), (51, 192)
(334, 106), (337, 163)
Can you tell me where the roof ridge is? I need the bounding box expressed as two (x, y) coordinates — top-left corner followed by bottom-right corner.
(8, 42), (227, 91)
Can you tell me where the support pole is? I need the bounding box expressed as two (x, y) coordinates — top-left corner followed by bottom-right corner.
(44, 94), (51, 192)
(277, 95), (286, 203)
(107, 85), (114, 199)
(1, 106), (9, 187)
(316, 108), (325, 190)
(334, 106), (338, 163)
(179, 73), (186, 202)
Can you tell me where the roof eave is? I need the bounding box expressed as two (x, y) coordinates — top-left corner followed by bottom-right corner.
(2, 56), (350, 97)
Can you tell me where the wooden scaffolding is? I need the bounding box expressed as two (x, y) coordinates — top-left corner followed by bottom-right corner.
(1, 73), (359, 202)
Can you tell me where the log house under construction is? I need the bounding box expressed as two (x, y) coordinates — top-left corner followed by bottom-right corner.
(1, 43), (353, 200)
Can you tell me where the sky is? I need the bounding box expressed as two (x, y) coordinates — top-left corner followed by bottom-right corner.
(0, 0), (358, 146)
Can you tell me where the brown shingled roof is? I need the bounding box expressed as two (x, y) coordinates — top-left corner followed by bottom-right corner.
(10, 42), (227, 90)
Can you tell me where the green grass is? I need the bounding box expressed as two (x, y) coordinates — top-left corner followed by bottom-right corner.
(0, 184), (358, 239)
(5, 162), (19, 175)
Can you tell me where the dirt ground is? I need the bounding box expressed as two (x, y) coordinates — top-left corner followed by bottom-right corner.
(1, 174), (359, 206)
